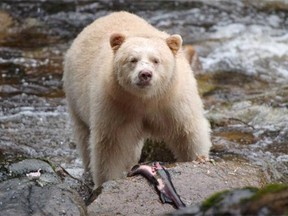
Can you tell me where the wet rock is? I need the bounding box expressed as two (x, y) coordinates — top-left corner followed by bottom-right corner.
(9, 159), (54, 174)
(88, 161), (266, 216)
(247, 0), (288, 11)
(207, 97), (288, 183)
(0, 11), (13, 35)
(0, 158), (87, 216)
(168, 184), (288, 216)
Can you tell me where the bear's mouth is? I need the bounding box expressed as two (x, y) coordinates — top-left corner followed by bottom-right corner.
(136, 80), (151, 88)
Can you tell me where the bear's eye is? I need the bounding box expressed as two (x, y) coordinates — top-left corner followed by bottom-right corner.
(130, 58), (138, 63)
(152, 58), (160, 65)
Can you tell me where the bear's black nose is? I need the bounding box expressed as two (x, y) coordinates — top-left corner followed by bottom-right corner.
(138, 70), (152, 82)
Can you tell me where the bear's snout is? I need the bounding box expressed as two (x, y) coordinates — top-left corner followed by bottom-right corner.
(137, 70), (152, 87)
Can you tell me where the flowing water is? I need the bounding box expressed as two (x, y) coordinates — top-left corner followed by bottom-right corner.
(0, 1), (287, 182)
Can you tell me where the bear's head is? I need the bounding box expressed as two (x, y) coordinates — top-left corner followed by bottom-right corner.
(110, 33), (182, 99)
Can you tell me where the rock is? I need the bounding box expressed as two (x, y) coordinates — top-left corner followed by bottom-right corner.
(0, 11), (13, 34)
(9, 159), (55, 178)
(168, 184), (288, 215)
(0, 158), (87, 216)
(88, 161), (266, 216)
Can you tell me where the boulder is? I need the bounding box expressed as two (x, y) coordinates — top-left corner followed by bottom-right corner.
(0, 159), (87, 216)
(168, 184), (288, 215)
(88, 160), (266, 216)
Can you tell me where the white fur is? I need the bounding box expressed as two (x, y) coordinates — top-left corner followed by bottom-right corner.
(63, 12), (212, 188)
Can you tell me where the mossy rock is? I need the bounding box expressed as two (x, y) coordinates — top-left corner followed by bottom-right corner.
(196, 73), (218, 97)
(169, 184), (288, 216)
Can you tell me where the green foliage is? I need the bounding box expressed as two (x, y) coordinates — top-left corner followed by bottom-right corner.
(200, 190), (229, 211)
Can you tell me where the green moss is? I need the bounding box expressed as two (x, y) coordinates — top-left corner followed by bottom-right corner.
(201, 190), (229, 211)
(252, 184), (288, 200)
(199, 185), (288, 214)
(197, 78), (218, 97)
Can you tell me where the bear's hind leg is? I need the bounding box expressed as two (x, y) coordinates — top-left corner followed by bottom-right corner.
(70, 110), (91, 171)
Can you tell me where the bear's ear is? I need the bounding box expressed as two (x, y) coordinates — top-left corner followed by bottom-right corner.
(183, 45), (196, 64)
(166, 34), (183, 55)
(110, 33), (126, 52)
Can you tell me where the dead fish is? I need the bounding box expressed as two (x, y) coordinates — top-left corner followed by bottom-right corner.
(153, 162), (186, 209)
(127, 164), (158, 185)
(128, 162), (186, 209)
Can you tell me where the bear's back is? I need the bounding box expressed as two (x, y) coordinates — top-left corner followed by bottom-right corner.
(81, 11), (168, 41)
(67, 12), (169, 64)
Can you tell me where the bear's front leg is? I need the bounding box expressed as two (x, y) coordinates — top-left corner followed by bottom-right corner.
(89, 129), (144, 188)
(166, 116), (212, 162)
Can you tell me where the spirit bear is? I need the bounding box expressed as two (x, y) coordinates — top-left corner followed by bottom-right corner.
(63, 11), (212, 187)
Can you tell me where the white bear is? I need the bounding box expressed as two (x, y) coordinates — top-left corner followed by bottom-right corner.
(63, 11), (212, 188)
